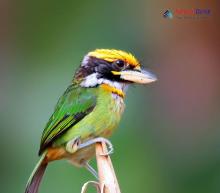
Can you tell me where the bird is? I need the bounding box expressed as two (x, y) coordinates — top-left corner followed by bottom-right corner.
(25, 49), (157, 193)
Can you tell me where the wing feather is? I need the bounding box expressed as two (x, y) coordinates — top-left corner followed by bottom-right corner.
(38, 84), (97, 155)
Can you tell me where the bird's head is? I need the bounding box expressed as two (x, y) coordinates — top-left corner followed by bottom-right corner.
(74, 49), (157, 96)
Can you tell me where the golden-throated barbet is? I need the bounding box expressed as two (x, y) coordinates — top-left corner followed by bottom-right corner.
(25, 49), (157, 193)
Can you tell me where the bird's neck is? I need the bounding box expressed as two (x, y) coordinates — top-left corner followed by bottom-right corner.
(79, 73), (128, 98)
(100, 83), (126, 98)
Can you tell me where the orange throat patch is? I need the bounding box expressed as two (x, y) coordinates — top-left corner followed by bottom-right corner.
(101, 84), (125, 98)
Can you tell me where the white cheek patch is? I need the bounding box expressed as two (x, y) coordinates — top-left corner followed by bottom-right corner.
(80, 73), (127, 89)
(80, 73), (100, 87)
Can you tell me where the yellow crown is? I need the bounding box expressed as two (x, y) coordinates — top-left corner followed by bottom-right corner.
(88, 49), (140, 67)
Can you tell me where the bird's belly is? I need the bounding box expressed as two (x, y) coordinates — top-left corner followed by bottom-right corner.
(51, 92), (125, 166)
(86, 93), (125, 138)
(68, 145), (95, 167)
(56, 93), (125, 143)
(98, 94), (125, 137)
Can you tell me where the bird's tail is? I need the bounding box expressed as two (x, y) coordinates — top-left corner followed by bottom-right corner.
(25, 151), (48, 193)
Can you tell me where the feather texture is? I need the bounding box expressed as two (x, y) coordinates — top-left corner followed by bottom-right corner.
(25, 152), (47, 193)
(39, 84), (97, 155)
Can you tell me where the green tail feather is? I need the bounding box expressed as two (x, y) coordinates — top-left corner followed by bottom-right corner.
(25, 152), (48, 193)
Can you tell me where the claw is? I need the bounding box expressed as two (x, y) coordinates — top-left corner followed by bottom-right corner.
(99, 140), (114, 156)
(77, 137), (114, 156)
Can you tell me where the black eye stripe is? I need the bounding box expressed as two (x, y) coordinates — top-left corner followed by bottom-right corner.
(76, 56), (131, 82)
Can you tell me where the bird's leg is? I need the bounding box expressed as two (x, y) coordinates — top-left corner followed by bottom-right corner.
(84, 162), (98, 179)
(81, 181), (101, 193)
(77, 137), (114, 156)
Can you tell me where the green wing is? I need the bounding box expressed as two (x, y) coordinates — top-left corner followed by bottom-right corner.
(38, 84), (97, 155)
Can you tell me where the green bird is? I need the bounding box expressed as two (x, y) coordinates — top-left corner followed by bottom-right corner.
(25, 49), (157, 193)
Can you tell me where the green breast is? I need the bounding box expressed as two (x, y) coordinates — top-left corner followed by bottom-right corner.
(54, 86), (125, 146)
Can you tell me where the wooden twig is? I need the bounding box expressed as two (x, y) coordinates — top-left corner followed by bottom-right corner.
(95, 142), (121, 193)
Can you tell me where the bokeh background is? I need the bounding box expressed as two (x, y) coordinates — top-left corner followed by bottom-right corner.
(1, 0), (220, 193)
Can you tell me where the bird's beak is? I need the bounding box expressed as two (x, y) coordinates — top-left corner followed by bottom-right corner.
(112, 68), (157, 84)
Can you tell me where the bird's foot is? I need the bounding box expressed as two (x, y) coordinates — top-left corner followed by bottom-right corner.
(77, 137), (114, 156)
(66, 137), (81, 154)
(66, 137), (113, 156)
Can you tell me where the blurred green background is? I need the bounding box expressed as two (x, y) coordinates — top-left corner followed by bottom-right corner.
(1, 0), (220, 193)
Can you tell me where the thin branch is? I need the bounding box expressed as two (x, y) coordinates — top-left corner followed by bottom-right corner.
(95, 142), (121, 193)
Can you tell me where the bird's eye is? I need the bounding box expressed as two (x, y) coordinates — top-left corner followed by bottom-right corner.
(115, 60), (125, 68)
